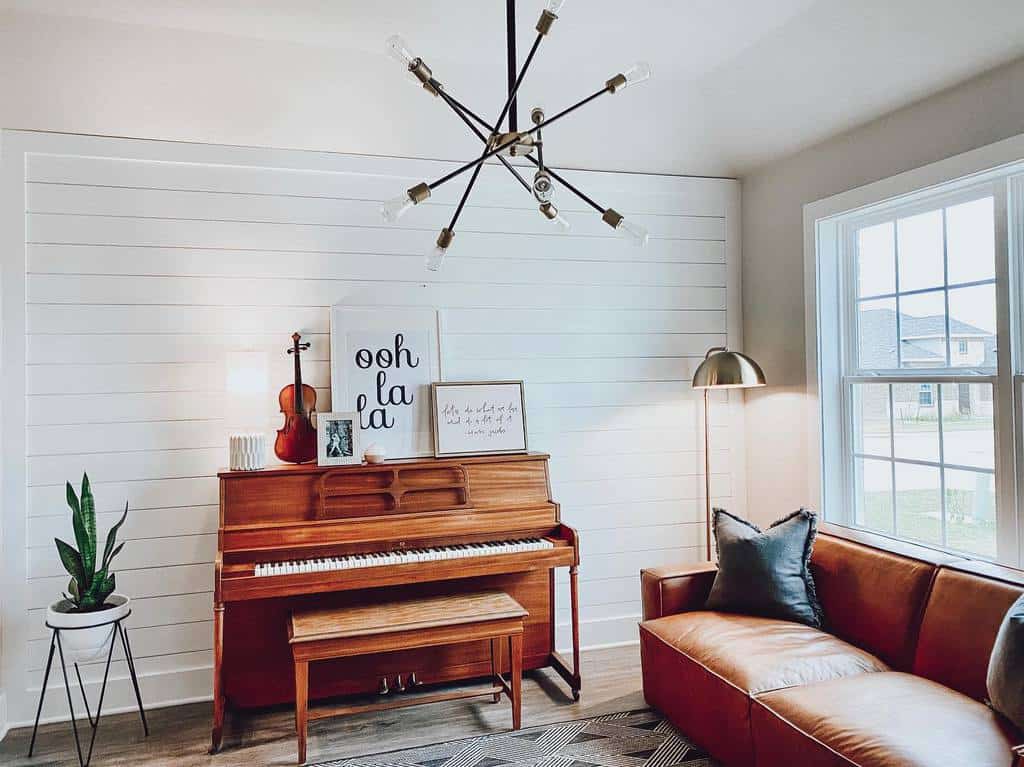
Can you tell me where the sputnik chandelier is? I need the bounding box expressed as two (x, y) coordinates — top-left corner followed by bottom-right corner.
(380, 0), (652, 271)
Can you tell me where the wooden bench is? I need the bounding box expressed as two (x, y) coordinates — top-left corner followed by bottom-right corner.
(288, 591), (528, 764)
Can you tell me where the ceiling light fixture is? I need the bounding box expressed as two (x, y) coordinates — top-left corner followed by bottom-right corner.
(381, 0), (652, 271)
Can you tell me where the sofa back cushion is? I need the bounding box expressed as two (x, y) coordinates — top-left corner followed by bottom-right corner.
(913, 566), (1024, 701)
(810, 534), (939, 669)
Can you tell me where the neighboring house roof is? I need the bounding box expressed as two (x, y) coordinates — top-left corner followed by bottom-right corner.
(859, 309), (996, 368)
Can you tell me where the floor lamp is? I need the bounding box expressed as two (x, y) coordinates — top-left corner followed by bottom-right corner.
(691, 347), (766, 560)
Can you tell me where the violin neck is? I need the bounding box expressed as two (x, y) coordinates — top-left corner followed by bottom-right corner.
(292, 340), (305, 416)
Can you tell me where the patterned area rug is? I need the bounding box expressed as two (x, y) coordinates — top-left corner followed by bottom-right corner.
(310, 710), (717, 767)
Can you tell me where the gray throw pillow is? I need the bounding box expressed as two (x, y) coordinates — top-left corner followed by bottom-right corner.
(987, 593), (1024, 731)
(705, 508), (823, 628)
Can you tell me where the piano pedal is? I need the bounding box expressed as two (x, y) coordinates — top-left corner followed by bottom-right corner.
(409, 672), (422, 687)
(379, 676), (390, 695)
(394, 674), (406, 693)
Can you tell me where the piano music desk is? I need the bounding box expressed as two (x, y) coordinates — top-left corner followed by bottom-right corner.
(288, 592), (528, 765)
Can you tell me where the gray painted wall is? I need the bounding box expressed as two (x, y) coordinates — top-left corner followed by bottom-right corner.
(741, 56), (1024, 525)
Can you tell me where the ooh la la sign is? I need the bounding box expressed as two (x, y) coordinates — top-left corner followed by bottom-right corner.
(330, 307), (441, 459)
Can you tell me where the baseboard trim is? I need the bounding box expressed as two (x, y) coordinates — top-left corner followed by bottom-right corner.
(10, 692), (213, 730)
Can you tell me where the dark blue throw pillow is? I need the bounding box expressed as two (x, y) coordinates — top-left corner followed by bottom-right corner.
(705, 508), (824, 628)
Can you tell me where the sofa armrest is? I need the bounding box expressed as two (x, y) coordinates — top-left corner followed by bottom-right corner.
(640, 562), (718, 621)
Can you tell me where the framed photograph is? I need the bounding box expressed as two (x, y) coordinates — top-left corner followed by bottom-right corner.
(330, 306), (441, 459)
(316, 411), (362, 466)
(431, 381), (528, 458)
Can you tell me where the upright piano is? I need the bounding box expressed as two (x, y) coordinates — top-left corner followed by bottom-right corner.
(211, 453), (580, 752)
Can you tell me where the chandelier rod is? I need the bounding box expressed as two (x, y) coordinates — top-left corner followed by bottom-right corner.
(428, 84), (611, 191)
(507, 0), (518, 132)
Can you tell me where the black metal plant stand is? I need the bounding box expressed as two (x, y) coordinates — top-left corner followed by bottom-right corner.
(27, 611), (148, 767)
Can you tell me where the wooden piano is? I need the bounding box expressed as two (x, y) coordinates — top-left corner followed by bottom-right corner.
(211, 452), (580, 752)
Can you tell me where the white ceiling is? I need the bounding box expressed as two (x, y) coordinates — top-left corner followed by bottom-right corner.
(3, 0), (1024, 176)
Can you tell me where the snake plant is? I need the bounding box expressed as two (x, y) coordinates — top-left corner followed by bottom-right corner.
(55, 473), (128, 612)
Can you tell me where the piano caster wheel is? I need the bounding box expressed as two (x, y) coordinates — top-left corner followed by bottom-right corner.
(395, 675), (406, 693)
(572, 690), (580, 701)
(379, 676), (390, 695)
(409, 672), (423, 687)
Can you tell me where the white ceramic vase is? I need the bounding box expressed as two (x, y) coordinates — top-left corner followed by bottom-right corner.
(46, 593), (131, 663)
(230, 433), (266, 471)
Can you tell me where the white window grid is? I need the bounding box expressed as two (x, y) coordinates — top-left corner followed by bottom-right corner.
(838, 182), (1004, 559)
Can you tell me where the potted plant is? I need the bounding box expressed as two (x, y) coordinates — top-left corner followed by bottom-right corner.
(45, 473), (130, 663)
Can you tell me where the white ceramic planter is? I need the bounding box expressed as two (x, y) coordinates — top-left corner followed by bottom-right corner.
(46, 593), (130, 663)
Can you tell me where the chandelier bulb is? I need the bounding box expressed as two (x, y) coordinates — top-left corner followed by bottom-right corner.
(425, 245), (448, 272)
(426, 228), (455, 271)
(386, 35), (417, 68)
(546, 0), (567, 14)
(621, 61), (653, 89)
(617, 217), (650, 247)
(540, 204), (571, 232)
(381, 193), (414, 223)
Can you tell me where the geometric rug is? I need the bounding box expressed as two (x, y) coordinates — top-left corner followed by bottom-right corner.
(309, 710), (719, 767)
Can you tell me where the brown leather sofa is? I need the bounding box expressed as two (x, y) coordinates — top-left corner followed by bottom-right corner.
(639, 524), (1024, 767)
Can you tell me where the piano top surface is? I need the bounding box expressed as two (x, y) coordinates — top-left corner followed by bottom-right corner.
(217, 451), (551, 479)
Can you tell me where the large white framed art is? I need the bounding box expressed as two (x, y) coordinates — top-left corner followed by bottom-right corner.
(330, 306), (441, 459)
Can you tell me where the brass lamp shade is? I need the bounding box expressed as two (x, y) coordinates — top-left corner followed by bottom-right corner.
(691, 349), (766, 389)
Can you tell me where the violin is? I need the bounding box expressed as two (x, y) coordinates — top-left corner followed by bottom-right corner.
(274, 332), (318, 464)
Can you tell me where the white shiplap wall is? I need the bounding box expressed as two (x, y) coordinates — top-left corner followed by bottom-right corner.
(0, 130), (743, 725)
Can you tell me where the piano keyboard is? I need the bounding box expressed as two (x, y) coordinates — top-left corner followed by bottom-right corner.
(254, 537), (556, 577)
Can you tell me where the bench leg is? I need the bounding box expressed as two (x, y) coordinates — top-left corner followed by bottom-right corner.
(490, 638), (502, 703)
(294, 660), (309, 765)
(509, 633), (522, 730)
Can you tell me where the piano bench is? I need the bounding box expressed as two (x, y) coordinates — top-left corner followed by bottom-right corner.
(287, 591), (529, 765)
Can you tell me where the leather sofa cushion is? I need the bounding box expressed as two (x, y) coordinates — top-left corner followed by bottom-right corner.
(752, 671), (1020, 767)
(914, 566), (1024, 701)
(640, 610), (887, 696)
(810, 534), (940, 669)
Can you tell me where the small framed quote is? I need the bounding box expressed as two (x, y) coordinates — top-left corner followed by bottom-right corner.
(316, 412), (362, 466)
(431, 381), (528, 458)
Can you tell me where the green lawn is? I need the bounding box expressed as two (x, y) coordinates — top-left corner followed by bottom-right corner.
(861, 488), (996, 558)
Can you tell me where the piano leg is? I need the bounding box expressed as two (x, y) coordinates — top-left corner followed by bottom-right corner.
(548, 565), (582, 701)
(569, 565), (581, 701)
(210, 603), (225, 754)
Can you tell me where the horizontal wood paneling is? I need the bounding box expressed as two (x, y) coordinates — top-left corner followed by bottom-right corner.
(4, 135), (740, 722)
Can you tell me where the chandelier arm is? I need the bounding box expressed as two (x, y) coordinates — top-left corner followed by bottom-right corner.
(448, 162), (485, 232)
(494, 32), (543, 136)
(428, 85), (613, 192)
(434, 86), (531, 193)
(496, 156), (533, 193)
(436, 87), (496, 134)
(525, 156), (606, 215)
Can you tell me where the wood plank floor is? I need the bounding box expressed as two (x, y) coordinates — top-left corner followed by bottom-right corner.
(0, 644), (645, 767)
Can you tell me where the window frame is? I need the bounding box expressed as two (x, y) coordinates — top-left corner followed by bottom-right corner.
(804, 140), (1024, 568)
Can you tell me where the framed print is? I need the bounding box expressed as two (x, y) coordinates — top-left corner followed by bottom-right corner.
(431, 381), (528, 458)
(330, 306), (441, 459)
(317, 411), (362, 466)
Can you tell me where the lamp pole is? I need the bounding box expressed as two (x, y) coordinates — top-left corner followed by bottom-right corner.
(704, 386), (713, 561)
